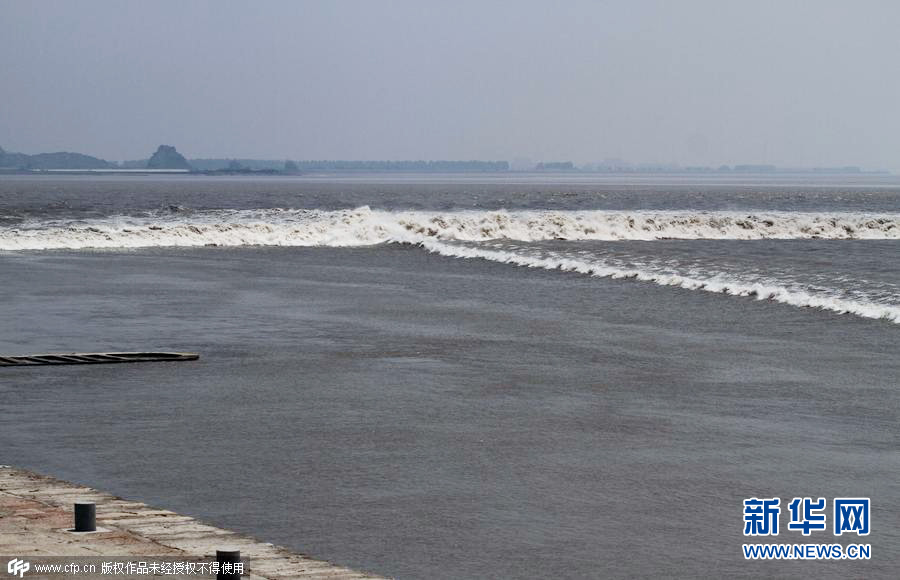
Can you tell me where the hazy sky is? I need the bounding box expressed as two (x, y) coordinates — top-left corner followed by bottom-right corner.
(3, 0), (900, 168)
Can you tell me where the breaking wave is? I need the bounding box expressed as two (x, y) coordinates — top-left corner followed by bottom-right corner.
(1, 207), (899, 250)
(419, 239), (900, 324)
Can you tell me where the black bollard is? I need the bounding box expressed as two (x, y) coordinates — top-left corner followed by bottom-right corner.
(74, 503), (96, 532)
(216, 550), (241, 579)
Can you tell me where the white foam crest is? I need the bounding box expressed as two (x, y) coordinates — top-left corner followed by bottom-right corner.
(418, 239), (900, 324)
(2, 208), (900, 250)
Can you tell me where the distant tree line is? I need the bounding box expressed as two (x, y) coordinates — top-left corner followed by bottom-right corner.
(185, 159), (509, 172)
(188, 158), (285, 171)
(289, 160), (510, 172)
(535, 161), (575, 171)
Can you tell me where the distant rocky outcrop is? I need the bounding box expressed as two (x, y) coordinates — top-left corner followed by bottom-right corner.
(0, 145), (111, 170)
(147, 145), (192, 170)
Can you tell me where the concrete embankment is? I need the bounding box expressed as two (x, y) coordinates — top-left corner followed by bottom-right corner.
(0, 466), (385, 579)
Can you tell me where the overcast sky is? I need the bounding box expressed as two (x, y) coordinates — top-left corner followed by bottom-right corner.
(2, 0), (899, 168)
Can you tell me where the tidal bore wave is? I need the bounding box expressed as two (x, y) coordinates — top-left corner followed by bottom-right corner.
(3, 207), (898, 323)
(1, 207), (899, 250)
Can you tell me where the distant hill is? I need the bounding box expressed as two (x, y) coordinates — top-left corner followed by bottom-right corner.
(0, 146), (111, 170)
(28, 152), (112, 169)
(0, 146), (30, 169)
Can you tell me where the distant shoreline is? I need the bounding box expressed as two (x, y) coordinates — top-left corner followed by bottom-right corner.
(0, 167), (893, 177)
(2, 146), (891, 176)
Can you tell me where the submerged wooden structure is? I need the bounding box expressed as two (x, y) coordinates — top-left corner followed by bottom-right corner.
(0, 352), (199, 366)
